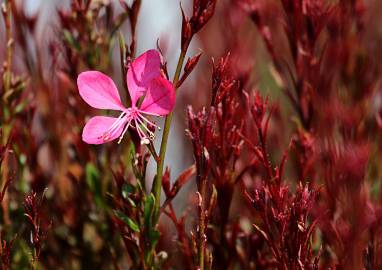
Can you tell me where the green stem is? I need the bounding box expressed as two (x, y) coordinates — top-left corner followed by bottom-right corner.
(198, 177), (207, 270)
(152, 50), (186, 221)
(33, 249), (38, 270)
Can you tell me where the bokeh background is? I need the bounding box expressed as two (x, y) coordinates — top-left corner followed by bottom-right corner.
(1, 0), (382, 269)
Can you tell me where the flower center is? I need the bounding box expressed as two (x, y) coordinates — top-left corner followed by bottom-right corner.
(100, 107), (161, 144)
(129, 107), (161, 144)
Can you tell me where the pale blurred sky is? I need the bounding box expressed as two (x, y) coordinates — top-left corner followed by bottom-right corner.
(24, 0), (192, 71)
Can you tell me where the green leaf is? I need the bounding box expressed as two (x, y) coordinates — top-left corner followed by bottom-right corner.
(121, 183), (135, 199)
(149, 229), (160, 245)
(63, 30), (81, 51)
(144, 194), (155, 229)
(85, 163), (99, 191)
(114, 210), (140, 233)
(14, 100), (28, 114)
(128, 142), (136, 160)
(144, 229), (161, 264)
(127, 198), (137, 208)
(85, 163), (104, 208)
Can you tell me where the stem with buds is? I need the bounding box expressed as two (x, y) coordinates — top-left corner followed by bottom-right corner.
(3, 0), (13, 95)
(153, 49), (187, 221)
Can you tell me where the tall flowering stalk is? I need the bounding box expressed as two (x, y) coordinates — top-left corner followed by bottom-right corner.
(152, 1), (217, 264)
(24, 191), (50, 270)
(1, 0), (12, 98)
(150, 2), (217, 269)
(242, 92), (320, 269)
(187, 106), (215, 269)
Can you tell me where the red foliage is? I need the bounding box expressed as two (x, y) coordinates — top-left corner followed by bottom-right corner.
(0, 0), (382, 269)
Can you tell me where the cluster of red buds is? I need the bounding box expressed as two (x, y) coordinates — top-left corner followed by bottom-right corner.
(291, 129), (316, 183)
(251, 92), (268, 132)
(185, 54), (248, 268)
(243, 90), (320, 269)
(160, 165), (196, 269)
(230, 0), (382, 266)
(211, 54), (237, 106)
(186, 106), (215, 268)
(181, 0), (217, 51)
(0, 234), (13, 270)
(23, 191), (49, 266)
(162, 164), (195, 202)
(240, 0), (335, 129)
(186, 107), (213, 188)
(177, 53), (202, 88)
(119, 0), (141, 57)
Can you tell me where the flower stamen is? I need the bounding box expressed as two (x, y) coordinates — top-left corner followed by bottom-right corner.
(108, 117), (127, 137)
(99, 112), (127, 142)
(137, 112), (161, 130)
(137, 109), (161, 117)
(108, 112), (126, 131)
(133, 118), (150, 144)
(118, 119), (132, 144)
(98, 112), (127, 142)
(136, 116), (156, 139)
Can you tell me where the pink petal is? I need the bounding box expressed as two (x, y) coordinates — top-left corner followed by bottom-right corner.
(127, 49), (161, 105)
(82, 116), (124, 144)
(77, 71), (124, 110)
(140, 76), (175, 115)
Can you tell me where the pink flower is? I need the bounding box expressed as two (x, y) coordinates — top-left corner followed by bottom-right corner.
(77, 50), (175, 145)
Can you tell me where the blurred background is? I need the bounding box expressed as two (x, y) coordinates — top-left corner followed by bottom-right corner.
(1, 0), (382, 269)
